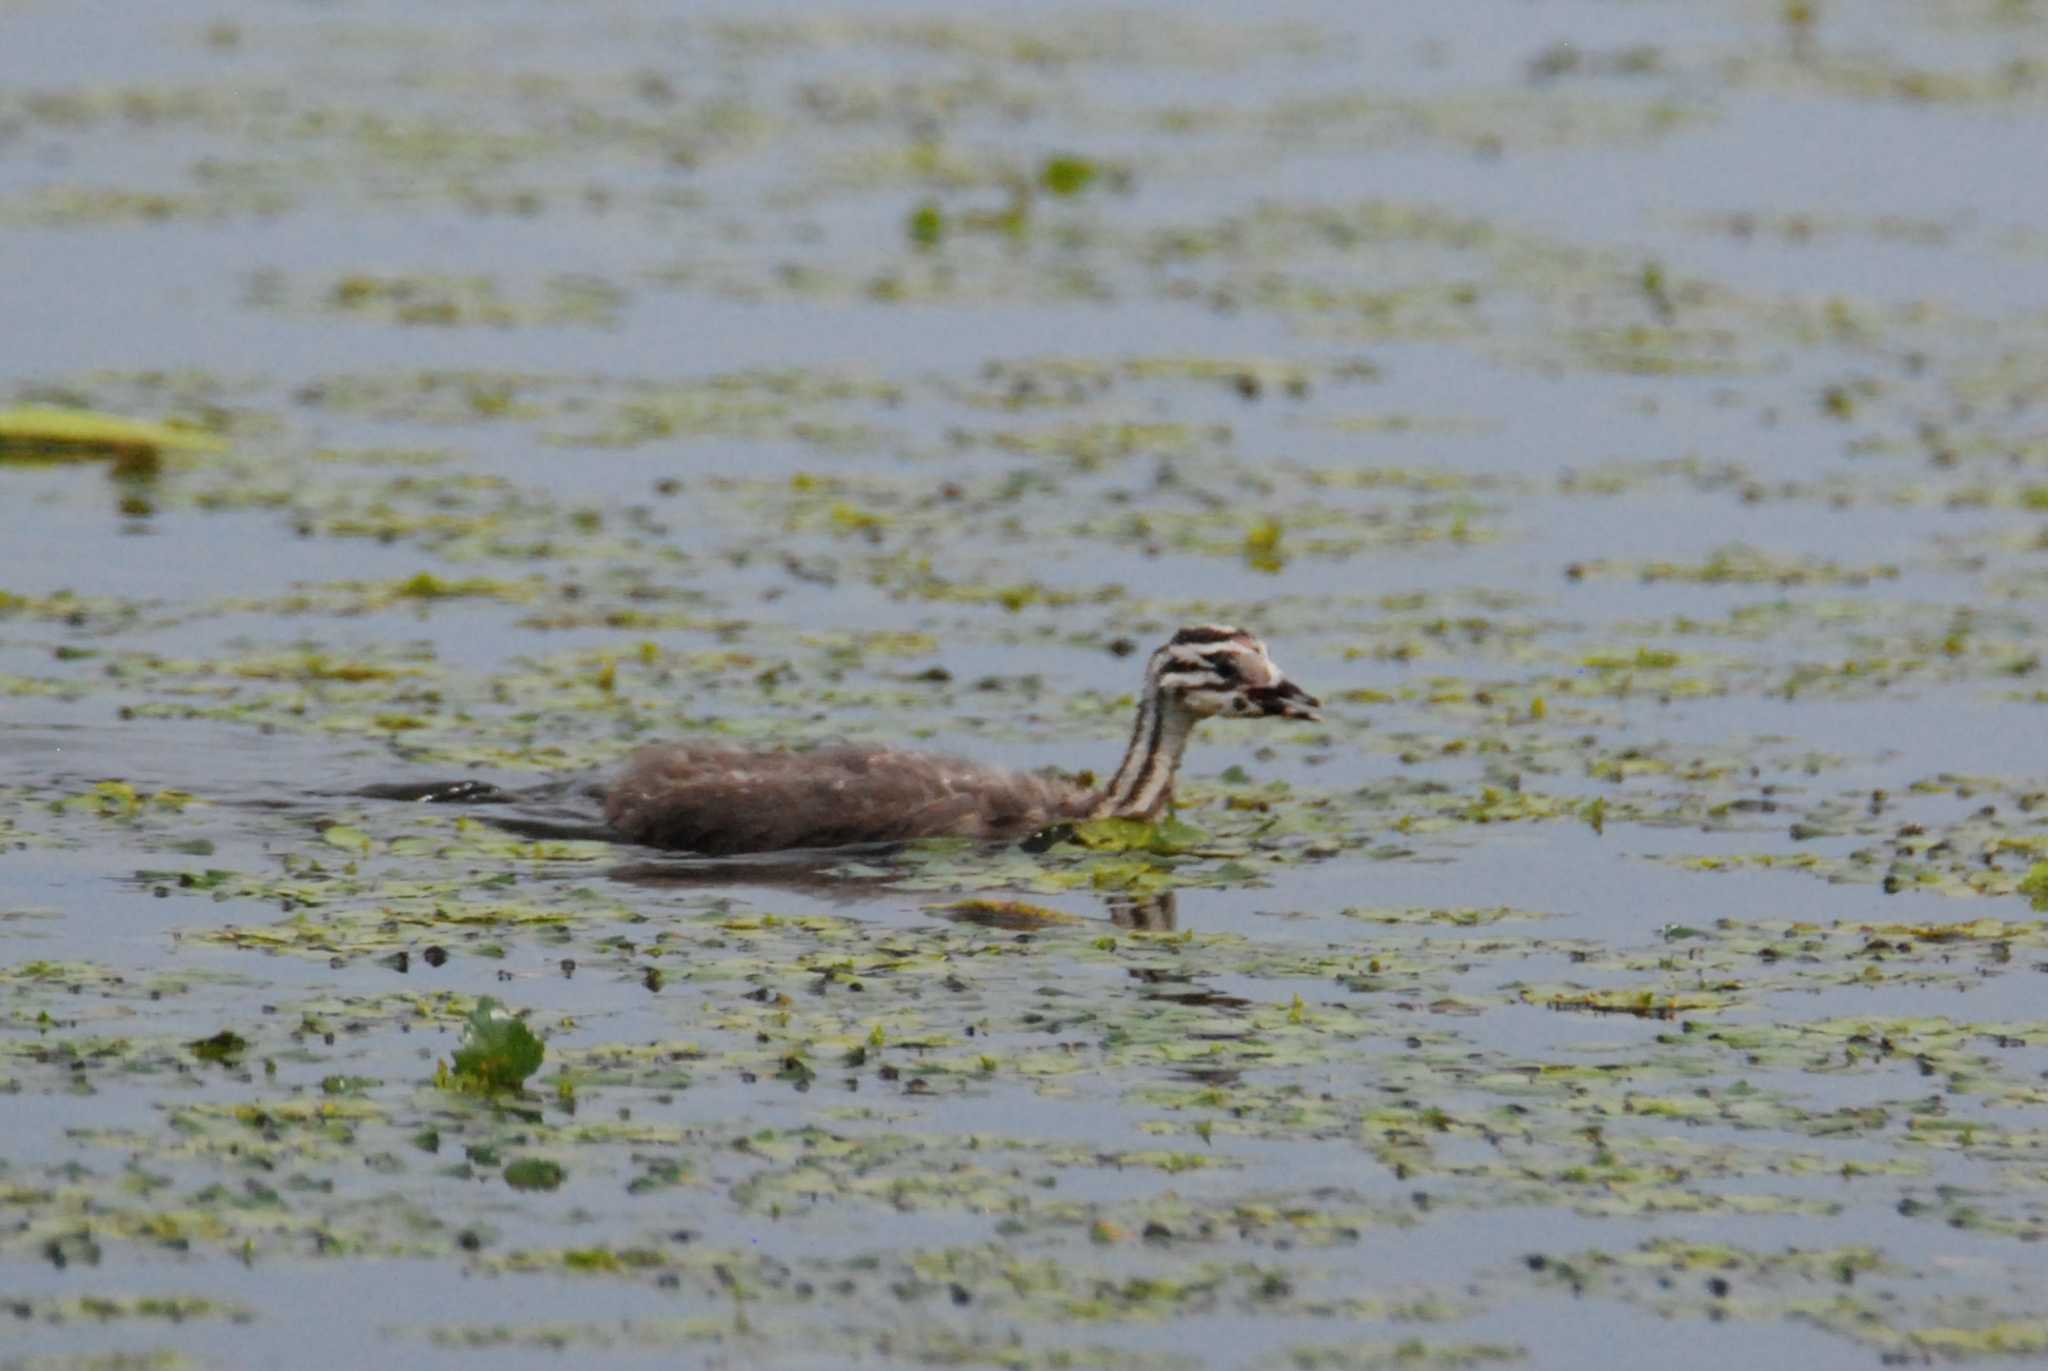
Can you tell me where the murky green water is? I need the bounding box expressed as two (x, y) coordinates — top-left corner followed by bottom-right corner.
(6, 2), (2048, 1367)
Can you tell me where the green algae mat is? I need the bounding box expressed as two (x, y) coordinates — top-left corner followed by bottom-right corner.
(5, 3), (2048, 1369)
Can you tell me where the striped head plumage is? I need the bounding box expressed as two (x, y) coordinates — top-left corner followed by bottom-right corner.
(1149, 625), (1322, 722)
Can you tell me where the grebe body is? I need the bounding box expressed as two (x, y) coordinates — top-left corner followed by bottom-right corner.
(602, 625), (1318, 855)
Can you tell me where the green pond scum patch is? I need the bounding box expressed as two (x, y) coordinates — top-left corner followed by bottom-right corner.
(8, 851), (2048, 1364)
(9, 2), (2048, 1368)
(1262, 1342), (1523, 1371)
(251, 270), (628, 330)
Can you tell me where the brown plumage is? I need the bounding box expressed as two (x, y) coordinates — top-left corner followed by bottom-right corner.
(603, 745), (1092, 854)
(603, 626), (1319, 855)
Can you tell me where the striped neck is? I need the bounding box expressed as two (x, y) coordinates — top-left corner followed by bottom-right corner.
(1089, 687), (1197, 821)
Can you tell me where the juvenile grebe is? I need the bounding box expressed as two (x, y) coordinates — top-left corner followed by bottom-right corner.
(602, 625), (1320, 854)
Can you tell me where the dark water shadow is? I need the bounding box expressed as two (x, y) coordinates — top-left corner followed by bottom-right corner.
(605, 841), (1180, 930)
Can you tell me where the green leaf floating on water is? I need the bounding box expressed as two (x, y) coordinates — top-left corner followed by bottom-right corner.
(1068, 815), (1208, 855)
(186, 1030), (249, 1064)
(1040, 153), (1099, 197)
(907, 200), (944, 249)
(445, 997), (544, 1095)
(927, 897), (1085, 929)
(503, 1158), (565, 1192)
(321, 824), (374, 855)
(2017, 861), (2048, 909)
(0, 405), (226, 461)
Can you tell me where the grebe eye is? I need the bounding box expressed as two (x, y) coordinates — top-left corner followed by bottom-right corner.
(1206, 655), (1240, 682)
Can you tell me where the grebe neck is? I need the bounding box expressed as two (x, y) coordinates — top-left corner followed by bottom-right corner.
(1088, 686), (1197, 821)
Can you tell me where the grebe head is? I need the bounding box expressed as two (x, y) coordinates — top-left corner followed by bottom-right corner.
(1149, 625), (1321, 722)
